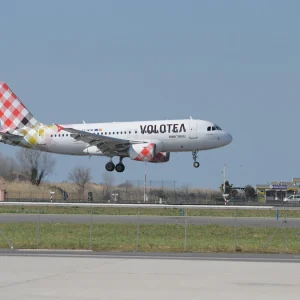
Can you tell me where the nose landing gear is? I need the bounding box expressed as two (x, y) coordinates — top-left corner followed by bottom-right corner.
(192, 151), (200, 168)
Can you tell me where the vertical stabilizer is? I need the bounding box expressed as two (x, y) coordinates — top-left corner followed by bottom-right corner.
(0, 82), (41, 131)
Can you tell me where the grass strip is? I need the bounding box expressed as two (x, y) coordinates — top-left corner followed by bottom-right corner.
(0, 206), (300, 218)
(0, 223), (299, 254)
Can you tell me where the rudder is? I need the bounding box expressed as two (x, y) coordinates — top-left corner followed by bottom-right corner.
(0, 82), (41, 131)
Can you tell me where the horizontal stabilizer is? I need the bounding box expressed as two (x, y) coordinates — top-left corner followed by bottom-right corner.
(0, 131), (23, 142)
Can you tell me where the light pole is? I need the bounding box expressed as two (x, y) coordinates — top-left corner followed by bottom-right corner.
(240, 164), (242, 196)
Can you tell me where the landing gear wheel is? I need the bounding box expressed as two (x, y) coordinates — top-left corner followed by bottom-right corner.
(115, 163), (125, 173)
(193, 161), (200, 168)
(105, 162), (115, 172)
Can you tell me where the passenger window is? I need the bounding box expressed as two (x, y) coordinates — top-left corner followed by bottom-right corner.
(207, 127), (211, 131)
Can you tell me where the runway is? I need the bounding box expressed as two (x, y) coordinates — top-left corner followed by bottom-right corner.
(0, 251), (299, 300)
(0, 213), (300, 227)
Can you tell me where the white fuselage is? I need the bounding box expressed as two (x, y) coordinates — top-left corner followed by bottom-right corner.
(37, 119), (232, 156)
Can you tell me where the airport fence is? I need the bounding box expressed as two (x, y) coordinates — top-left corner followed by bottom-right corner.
(0, 203), (300, 254)
(2, 179), (274, 205)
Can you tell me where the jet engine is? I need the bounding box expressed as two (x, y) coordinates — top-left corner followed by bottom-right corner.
(128, 142), (169, 163)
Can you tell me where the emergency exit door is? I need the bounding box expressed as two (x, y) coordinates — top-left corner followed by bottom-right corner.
(189, 119), (198, 139)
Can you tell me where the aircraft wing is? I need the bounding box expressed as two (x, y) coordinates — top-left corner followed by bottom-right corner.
(0, 132), (24, 143)
(61, 126), (145, 155)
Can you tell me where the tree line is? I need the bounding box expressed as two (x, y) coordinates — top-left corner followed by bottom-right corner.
(220, 180), (257, 200)
(1, 149), (257, 201)
(0, 149), (92, 197)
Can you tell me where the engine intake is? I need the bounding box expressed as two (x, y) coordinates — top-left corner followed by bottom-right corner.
(148, 152), (170, 163)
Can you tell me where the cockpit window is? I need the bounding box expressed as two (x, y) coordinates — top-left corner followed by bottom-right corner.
(208, 125), (222, 131)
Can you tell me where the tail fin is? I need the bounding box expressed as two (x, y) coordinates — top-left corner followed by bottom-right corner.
(0, 82), (41, 131)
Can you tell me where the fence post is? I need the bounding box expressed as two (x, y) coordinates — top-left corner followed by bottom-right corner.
(89, 208), (93, 250)
(136, 208), (140, 252)
(283, 215), (287, 254)
(234, 209), (237, 251)
(173, 181), (176, 204)
(184, 210), (188, 252)
(36, 211), (40, 249)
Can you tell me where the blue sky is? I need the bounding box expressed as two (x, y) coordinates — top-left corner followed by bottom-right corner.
(0, 0), (299, 189)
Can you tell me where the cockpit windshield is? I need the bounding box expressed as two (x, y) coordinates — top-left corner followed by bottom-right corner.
(207, 125), (222, 131)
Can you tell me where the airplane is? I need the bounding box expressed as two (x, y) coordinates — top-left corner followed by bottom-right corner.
(0, 82), (232, 172)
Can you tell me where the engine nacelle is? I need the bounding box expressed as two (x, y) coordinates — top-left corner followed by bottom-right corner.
(129, 143), (156, 161)
(128, 142), (168, 162)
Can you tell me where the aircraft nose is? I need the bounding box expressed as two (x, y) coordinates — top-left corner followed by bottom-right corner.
(226, 132), (233, 145)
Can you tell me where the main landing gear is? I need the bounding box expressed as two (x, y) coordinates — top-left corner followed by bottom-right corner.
(105, 157), (125, 173)
(192, 151), (200, 168)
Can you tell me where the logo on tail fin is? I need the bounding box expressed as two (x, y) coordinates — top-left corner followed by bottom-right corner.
(0, 82), (41, 131)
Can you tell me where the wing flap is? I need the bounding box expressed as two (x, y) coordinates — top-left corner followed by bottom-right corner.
(63, 127), (129, 145)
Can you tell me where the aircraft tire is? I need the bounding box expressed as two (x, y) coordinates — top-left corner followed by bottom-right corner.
(193, 162), (200, 168)
(105, 162), (115, 172)
(115, 163), (125, 173)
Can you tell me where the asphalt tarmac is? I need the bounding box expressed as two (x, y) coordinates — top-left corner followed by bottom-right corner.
(0, 214), (299, 227)
(0, 251), (299, 300)
(1, 249), (300, 262)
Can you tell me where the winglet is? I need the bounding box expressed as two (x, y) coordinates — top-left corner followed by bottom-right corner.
(55, 124), (64, 132)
